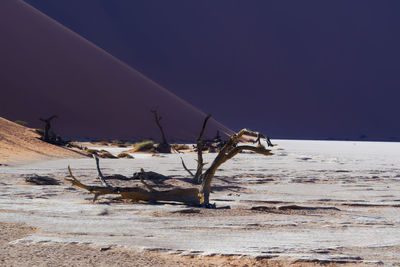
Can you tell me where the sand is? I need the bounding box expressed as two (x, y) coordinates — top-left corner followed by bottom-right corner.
(0, 222), (358, 267)
(1, 222), (295, 267)
(0, 117), (84, 164)
(1, 139), (399, 265)
(2, 221), (305, 267)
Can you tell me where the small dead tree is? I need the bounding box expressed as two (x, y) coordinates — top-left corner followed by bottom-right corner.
(66, 129), (273, 208)
(39, 115), (57, 142)
(151, 109), (171, 153)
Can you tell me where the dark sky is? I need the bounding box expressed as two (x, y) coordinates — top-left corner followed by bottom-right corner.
(24, 0), (400, 141)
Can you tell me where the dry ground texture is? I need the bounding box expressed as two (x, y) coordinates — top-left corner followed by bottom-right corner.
(1, 126), (400, 265)
(0, 222), (362, 267)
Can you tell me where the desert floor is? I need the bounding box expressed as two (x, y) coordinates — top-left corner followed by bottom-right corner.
(1, 140), (400, 266)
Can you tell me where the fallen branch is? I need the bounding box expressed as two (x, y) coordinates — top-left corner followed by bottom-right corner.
(66, 165), (201, 204)
(66, 157), (203, 205)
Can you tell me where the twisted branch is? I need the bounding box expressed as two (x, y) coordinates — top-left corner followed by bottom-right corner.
(193, 114), (211, 183)
(93, 155), (111, 187)
(200, 129), (273, 207)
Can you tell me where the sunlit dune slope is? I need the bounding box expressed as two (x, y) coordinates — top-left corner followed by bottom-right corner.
(0, 117), (84, 163)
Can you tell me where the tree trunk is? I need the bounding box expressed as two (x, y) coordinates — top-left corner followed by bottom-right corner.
(193, 114), (211, 184)
(39, 115), (57, 142)
(151, 109), (170, 153)
(200, 129), (273, 206)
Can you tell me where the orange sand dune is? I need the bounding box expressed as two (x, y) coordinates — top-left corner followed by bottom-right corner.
(0, 0), (233, 142)
(0, 117), (83, 164)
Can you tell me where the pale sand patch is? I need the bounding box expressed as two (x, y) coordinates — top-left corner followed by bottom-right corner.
(0, 117), (84, 164)
(0, 221), (360, 267)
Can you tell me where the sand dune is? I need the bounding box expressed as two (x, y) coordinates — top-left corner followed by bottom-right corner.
(0, 117), (83, 164)
(0, 0), (233, 142)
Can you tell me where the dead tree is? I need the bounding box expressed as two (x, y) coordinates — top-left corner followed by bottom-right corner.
(200, 129), (273, 206)
(180, 114), (211, 184)
(66, 129), (273, 208)
(151, 109), (171, 153)
(39, 115), (57, 142)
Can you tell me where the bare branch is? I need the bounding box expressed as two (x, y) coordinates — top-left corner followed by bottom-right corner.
(198, 114), (212, 143)
(252, 133), (262, 146)
(39, 115), (58, 142)
(40, 115), (58, 122)
(225, 145), (272, 161)
(180, 156), (195, 177)
(47, 115), (58, 121)
(67, 165), (86, 188)
(193, 114), (211, 184)
(93, 155), (111, 187)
